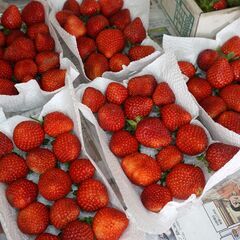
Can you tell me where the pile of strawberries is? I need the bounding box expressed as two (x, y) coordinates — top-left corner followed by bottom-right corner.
(0, 111), (129, 240)
(196, 0), (240, 12)
(178, 35), (240, 135)
(56, 0), (155, 80)
(0, 1), (66, 96)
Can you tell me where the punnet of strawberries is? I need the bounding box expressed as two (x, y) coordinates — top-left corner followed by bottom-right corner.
(55, 0), (156, 80)
(196, 0), (240, 12)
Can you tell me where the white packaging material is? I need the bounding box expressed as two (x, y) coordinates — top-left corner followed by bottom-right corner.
(0, 0), (79, 114)
(48, 0), (162, 82)
(162, 17), (240, 147)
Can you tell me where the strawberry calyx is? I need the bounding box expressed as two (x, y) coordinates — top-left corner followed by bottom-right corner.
(80, 216), (93, 225)
(228, 0), (240, 7)
(160, 170), (170, 185)
(196, 0), (215, 12)
(125, 116), (142, 133)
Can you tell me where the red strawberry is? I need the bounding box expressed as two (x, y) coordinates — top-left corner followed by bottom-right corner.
(156, 145), (183, 171)
(106, 82), (128, 105)
(56, 10), (74, 27)
(206, 143), (239, 171)
(27, 23), (49, 40)
(200, 95), (227, 119)
(230, 59), (240, 81)
(221, 36), (240, 57)
(63, 0), (81, 16)
(0, 79), (18, 95)
(0, 48), (4, 59)
(22, 1), (45, 26)
(80, 0), (100, 16)
(6, 179), (38, 209)
(98, 103), (125, 132)
(77, 36), (96, 60)
(35, 33), (55, 52)
(0, 32), (5, 47)
(197, 49), (219, 71)
(36, 51), (60, 73)
(110, 9), (131, 30)
(178, 61), (196, 79)
(17, 202), (49, 235)
(213, 0), (227, 9)
(0, 132), (13, 157)
(69, 159), (95, 183)
(36, 233), (59, 240)
(217, 111), (240, 134)
(110, 130), (138, 157)
(124, 96), (153, 120)
(86, 15), (109, 38)
(166, 163), (206, 200)
(82, 87), (106, 112)
(38, 168), (72, 201)
(1, 5), (22, 30)
(64, 15), (86, 38)
(128, 45), (155, 61)
(77, 179), (109, 211)
(176, 124), (208, 156)
(26, 148), (56, 174)
(50, 198), (80, 229)
(99, 0), (123, 17)
(121, 153), (161, 186)
(109, 53), (130, 72)
(141, 184), (172, 212)
(93, 207), (129, 240)
(5, 30), (25, 46)
(0, 59), (12, 79)
(53, 132), (81, 163)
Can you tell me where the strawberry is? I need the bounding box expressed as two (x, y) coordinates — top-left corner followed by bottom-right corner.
(141, 184), (172, 212)
(38, 168), (72, 201)
(56, 10), (74, 27)
(0, 48), (4, 59)
(63, 0), (81, 16)
(217, 111), (240, 134)
(69, 159), (95, 183)
(41, 68), (66, 92)
(160, 103), (192, 131)
(62, 221), (94, 240)
(27, 23), (49, 40)
(50, 198), (80, 229)
(53, 132), (81, 163)
(152, 82), (175, 106)
(22, 1), (45, 26)
(207, 58), (234, 88)
(135, 117), (172, 148)
(0, 59), (13, 79)
(6, 179), (38, 209)
(121, 153), (161, 186)
(43, 111), (74, 137)
(82, 87), (106, 112)
(17, 202), (49, 235)
(1, 5), (22, 30)
(220, 84), (240, 112)
(197, 49), (219, 71)
(110, 9), (131, 30)
(80, 0), (100, 16)
(106, 82), (128, 105)
(156, 145), (183, 171)
(64, 15), (86, 38)
(166, 163), (206, 200)
(93, 207), (129, 240)
(77, 36), (96, 60)
(124, 96), (153, 120)
(86, 15), (109, 38)
(128, 45), (155, 61)
(98, 103), (125, 132)
(110, 130), (138, 157)
(84, 52), (109, 80)
(99, 0), (123, 17)
(35, 33), (55, 52)
(213, 0), (227, 10)
(221, 36), (240, 58)
(0, 132), (13, 157)
(178, 61), (196, 79)
(26, 148), (56, 174)
(231, 59), (240, 81)
(109, 53), (130, 72)
(200, 95), (227, 119)
(36, 233), (59, 240)
(96, 29), (125, 59)
(0, 32), (5, 47)
(5, 30), (24, 46)
(77, 179), (109, 211)
(36, 51), (60, 73)
(0, 78), (18, 95)
(206, 143), (239, 171)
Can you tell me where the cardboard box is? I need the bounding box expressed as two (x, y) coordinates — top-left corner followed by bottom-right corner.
(160, 0), (240, 38)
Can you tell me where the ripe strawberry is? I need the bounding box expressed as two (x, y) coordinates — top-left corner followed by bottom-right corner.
(106, 82), (128, 105)
(77, 36), (96, 60)
(56, 10), (74, 27)
(221, 36), (240, 57)
(53, 132), (81, 163)
(152, 82), (175, 106)
(197, 49), (219, 71)
(86, 15), (109, 38)
(0, 132), (13, 157)
(35, 33), (55, 52)
(98, 103), (125, 132)
(0, 59), (12, 79)
(217, 111), (240, 134)
(36, 51), (60, 73)
(77, 179), (109, 211)
(84, 53), (109, 80)
(141, 184), (172, 212)
(22, 1), (45, 26)
(121, 153), (161, 186)
(200, 95), (227, 119)
(230, 59), (240, 81)
(50, 198), (80, 229)
(1, 5), (22, 30)
(213, 0), (227, 10)
(128, 45), (155, 61)
(178, 61), (196, 79)
(160, 103), (192, 131)
(110, 9), (131, 30)
(109, 53), (130, 72)
(99, 0), (123, 17)
(27, 23), (49, 40)
(80, 0), (100, 16)
(82, 87), (106, 112)
(38, 168), (72, 201)
(110, 130), (138, 157)
(206, 143), (239, 171)
(156, 145), (183, 171)
(207, 58), (234, 88)
(26, 148), (56, 174)
(6, 179), (38, 209)
(176, 124), (208, 156)
(0, 32), (5, 47)
(64, 15), (86, 38)
(93, 207), (129, 240)
(36, 233), (59, 240)
(17, 202), (49, 235)
(124, 96), (153, 120)
(5, 30), (24, 46)
(166, 163), (206, 200)
(135, 117), (172, 148)
(63, 0), (81, 16)
(0, 78), (18, 95)
(69, 159), (95, 183)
